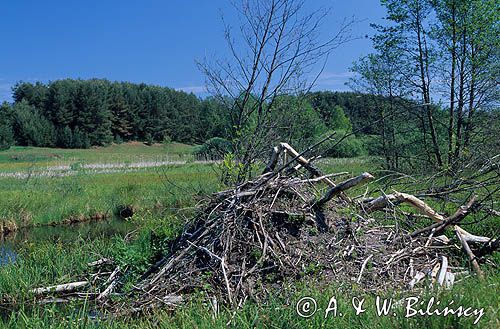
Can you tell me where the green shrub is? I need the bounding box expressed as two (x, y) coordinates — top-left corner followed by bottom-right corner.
(194, 137), (232, 160)
(162, 135), (172, 145)
(320, 130), (367, 158)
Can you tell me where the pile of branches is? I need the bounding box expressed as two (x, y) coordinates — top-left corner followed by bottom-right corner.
(27, 143), (499, 315)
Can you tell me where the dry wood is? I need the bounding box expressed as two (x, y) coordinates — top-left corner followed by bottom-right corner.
(262, 145), (282, 174)
(314, 172), (374, 207)
(279, 143), (322, 177)
(455, 229), (484, 280)
(31, 281), (89, 295)
(88, 258), (113, 267)
(454, 226), (491, 243)
(27, 142), (496, 314)
(437, 256), (448, 287)
(103, 266), (121, 286)
(38, 297), (73, 305)
(408, 271), (426, 289)
(410, 196), (477, 238)
(365, 191), (445, 221)
(97, 279), (119, 301)
(356, 254), (373, 284)
(97, 267), (122, 301)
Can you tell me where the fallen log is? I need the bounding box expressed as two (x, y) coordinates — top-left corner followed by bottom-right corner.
(279, 143), (322, 177)
(31, 281), (89, 295)
(96, 266), (121, 301)
(455, 229), (484, 280)
(410, 196), (477, 238)
(88, 258), (113, 267)
(454, 226), (491, 243)
(262, 145), (282, 174)
(97, 280), (119, 301)
(364, 191), (492, 279)
(262, 141), (353, 204)
(437, 256), (448, 287)
(313, 172), (374, 208)
(364, 192), (444, 221)
(408, 271), (426, 289)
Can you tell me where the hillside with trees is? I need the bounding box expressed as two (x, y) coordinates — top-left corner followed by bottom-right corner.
(0, 80), (394, 156)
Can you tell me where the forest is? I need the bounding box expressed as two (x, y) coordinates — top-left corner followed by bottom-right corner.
(0, 80), (388, 154)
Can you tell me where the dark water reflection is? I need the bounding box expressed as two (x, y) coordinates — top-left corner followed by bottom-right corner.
(0, 246), (16, 265)
(0, 218), (134, 266)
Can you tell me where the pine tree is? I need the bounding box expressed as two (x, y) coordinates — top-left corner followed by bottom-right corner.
(0, 102), (14, 150)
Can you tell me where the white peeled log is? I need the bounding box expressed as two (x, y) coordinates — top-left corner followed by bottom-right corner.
(454, 226), (491, 243)
(364, 191), (445, 222)
(433, 235), (450, 245)
(31, 281), (89, 295)
(88, 258), (113, 267)
(408, 271), (426, 289)
(314, 172), (374, 207)
(437, 256), (448, 287)
(455, 228), (485, 279)
(444, 272), (455, 288)
(97, 266), (121, 301)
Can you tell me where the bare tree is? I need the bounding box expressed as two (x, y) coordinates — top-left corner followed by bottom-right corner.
(198, 0), (355, 183)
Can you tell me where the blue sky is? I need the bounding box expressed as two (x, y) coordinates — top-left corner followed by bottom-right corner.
(0, 0), (386, 102)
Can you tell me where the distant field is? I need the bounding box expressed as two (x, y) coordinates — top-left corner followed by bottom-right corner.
(0, 143), (215, 227)
(0, 142), (197, 172)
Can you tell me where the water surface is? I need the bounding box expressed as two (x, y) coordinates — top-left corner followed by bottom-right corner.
(0, 218), (134, 266)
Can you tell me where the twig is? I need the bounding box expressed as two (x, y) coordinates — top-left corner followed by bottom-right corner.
(356, 254), (373, 284)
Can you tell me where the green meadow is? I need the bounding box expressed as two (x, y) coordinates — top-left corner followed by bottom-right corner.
(0, 142), (195, 172)
(0, 143), (213, 227)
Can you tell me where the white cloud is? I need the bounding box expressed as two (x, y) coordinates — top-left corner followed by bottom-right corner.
(0, 82), (13, 102)
(175, 85), (207, 94)
(317, 71), (355, 85)
(313, 71), (356, 91)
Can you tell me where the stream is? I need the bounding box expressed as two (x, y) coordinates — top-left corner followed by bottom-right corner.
(0, 218), (135, 266)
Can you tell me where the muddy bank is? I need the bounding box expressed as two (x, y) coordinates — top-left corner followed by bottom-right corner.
(0, 203), (138, 240)
(0, 220), (18, 237)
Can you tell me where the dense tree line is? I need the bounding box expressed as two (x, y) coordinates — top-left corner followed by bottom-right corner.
(0, 103), (14, 150)
(1, 79), (389, 154)
(4, 79), (229, 148)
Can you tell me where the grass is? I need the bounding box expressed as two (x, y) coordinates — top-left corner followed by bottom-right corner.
(0, 142), (196, 172)
(0, 239), (112, 301)
(0, 142), (214, 227)
(0, 164), (218, 227)
(0, 145), (498, 328)
(2, 270), (498, 328)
